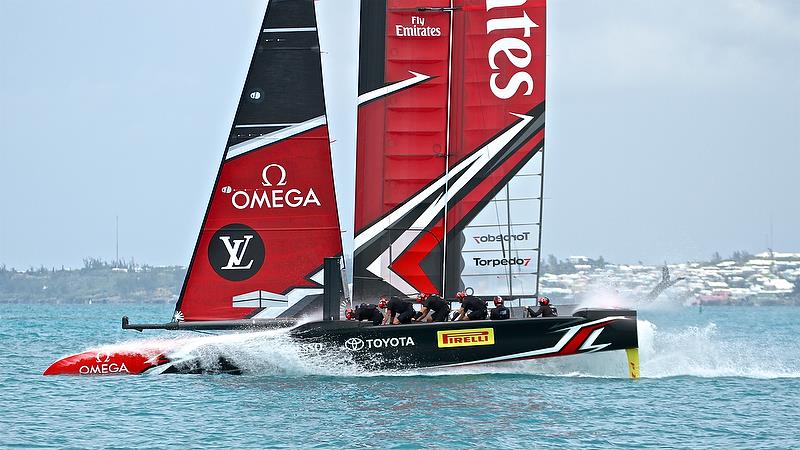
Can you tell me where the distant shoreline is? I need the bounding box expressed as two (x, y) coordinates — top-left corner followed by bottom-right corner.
(0, 260), (185, 305)
(2, 252), (798, 306)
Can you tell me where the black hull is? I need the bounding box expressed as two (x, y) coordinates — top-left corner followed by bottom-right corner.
(289, 308), (637, 370)
(46, 308), (638, 376)
(157, 308), (638, 374)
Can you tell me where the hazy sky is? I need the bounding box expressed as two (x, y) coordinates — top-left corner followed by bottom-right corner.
(1, 0), (798, 270)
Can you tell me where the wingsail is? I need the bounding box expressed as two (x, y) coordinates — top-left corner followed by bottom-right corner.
(353, 0), (546, 302)
(174, 0), (342, 321)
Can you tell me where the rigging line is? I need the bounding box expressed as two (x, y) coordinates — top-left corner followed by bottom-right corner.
(535, 148), (546, 299)
(461, 248), (538, 253)
(487, 197), (540, 202)
(493, 195), (506, 258)
(505, 183), (514, 301)
(461, 272), (537, 277)
(441, 0), (454, 298)
(464, 222), (540, 229)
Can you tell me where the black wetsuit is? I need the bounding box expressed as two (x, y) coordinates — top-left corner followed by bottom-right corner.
(387, 296), (416, 324)
(490, 305), (511, 320)
(461, 296), (488, 320)
(530, 304), (555, 317)
(422, 295), (450, 322)
(354, 303), (383, 326)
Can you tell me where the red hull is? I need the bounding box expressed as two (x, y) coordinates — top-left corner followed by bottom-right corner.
(44, 346), (172, 376)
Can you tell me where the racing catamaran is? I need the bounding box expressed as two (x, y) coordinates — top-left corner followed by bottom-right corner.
(45, 0), (639, 377)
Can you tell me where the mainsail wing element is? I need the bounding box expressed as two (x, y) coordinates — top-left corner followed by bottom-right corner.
(353, 0), (546, 302)
(174, 0), (342, 321)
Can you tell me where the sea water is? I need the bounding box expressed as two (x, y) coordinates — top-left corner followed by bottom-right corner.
(1, 302), (799, 449)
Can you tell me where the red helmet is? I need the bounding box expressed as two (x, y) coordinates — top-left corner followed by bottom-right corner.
(378, 297), (388, 309)
(539, 296), (550, 306)
(345, 308), (354, 320)
(456, 291), (466, 300)
(493, 296), (504, 307)
(416, 293), (430, 303)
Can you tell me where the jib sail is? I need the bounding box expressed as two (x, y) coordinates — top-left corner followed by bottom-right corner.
(174, 0), (342, 321)
(353, 0), (546, 302)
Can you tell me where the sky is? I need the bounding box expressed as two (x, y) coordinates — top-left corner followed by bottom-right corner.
(1, 0), (798, 270)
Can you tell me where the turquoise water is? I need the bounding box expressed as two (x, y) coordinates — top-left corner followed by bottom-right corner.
(2, 303), (799, 449)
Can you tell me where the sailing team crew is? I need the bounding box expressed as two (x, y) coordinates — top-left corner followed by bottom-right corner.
(348, 293), (558, 324)
(454, 291), (488, 321)
(345, 303), (384, 326)
(413, 293), (450, 323)
(489, 296), (510, 320)
(379, 295), (417, 325)
(528, 296), (556, 317)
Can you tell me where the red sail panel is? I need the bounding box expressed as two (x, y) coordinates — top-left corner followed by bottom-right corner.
(354, 1), (452, 300)
(175, 0), (342, 321)
(178, 128), (341, 321)
(353, 0), (546, 301)
(355, 1), (452, 232)
(449, 0), (546, 163)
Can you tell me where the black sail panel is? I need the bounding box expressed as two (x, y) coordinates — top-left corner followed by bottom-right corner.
(228, 0), (325, 146)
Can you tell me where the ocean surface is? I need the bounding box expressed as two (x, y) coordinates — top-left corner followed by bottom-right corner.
(1, 301), (799, 449)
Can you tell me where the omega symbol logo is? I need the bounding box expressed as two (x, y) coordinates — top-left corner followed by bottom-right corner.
(261, 163), (287, 187)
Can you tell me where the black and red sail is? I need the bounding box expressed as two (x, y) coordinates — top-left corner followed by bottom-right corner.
(353, 0), (546, 302)
(175, 0), (342, 321)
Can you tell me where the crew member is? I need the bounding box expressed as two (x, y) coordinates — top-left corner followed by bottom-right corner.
(345, 303), (383, 326)
(528, 296), (556, 317)
(455, 291), (488, 321)
(490, 296), (511, 320)
(379, 295), (417, 325)
(414, 293), (450, 323)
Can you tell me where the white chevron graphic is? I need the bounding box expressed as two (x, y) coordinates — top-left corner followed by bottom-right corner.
(358, 71), (432, 105)
(355, 113), (536, 291)
(226, 115), (326, 160)
(579, 328), (611, 352)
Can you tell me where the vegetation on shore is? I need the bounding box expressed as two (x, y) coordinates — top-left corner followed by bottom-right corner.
(0, 258), (185, 304)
